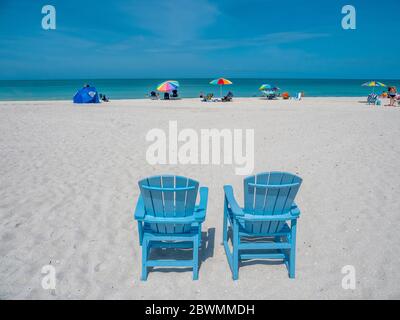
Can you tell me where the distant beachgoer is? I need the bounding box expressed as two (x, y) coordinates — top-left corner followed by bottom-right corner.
(84, 83), (90, 88)
(202, 93), (214, 102)
(199, 92), (204, 99)
(222, 91), (233, 102)
(164, 92), (170, 100)
(100, 94), (109, 102)
(149, 91), (158, 99)
(171, 89), (179, 98)
(388, 87), (397, 106)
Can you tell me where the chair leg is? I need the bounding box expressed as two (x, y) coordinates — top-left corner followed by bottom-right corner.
(193, 234), (199, 280)
(289, 252), (296, 278)
(232, 222), (239, 280)
(198, 224), (202, 248)
(289, 220), (297, 279)
(222, 209), (228, 245)
(223, 230), (234, 276)
(138, 222), (143, 246)
(141, 239), (148, 281)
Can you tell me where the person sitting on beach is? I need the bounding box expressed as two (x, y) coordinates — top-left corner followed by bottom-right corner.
(202, 93), (214, 102)
(222, 91), (233, 102)
(99, 94), (109, 102)
(149, 91), (159, 100)
(171, 89), (179, 98)
(164, 92), (170, 100)
(199, 92), (204, 99)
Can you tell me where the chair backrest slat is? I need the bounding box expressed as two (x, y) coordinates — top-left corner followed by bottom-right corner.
(162, 175), (175, 233)
(185, 179), (199, 216)
(254, 173), (269, 215)
(263, 172), (284, 214)
(184, 178), (199, 232)
(140, 179), (155, 215)
(244, 175), (256, 212)
(147, 176), (165, 233)
(175, 176), (189, 233)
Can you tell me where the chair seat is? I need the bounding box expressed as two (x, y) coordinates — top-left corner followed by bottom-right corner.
(227, 208), (291, 237)
(143, 223), (200, 239)
(239, 223), (291, 237)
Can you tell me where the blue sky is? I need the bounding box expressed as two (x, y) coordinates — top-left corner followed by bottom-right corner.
(0, 0), (399, 80)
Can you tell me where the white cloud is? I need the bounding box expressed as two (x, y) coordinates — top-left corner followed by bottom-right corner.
(131, 31), (330, 54)
(126, 0), (219, 42)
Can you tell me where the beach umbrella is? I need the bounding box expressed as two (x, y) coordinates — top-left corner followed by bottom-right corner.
(259, 84), (280, 91)
(361, 81), (386, 93)
(210, 78), (233, 98)
(157, 80), (180, 92)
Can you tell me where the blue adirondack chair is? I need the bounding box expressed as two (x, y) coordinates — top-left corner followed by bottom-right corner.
(134, 175), (208, 280)
(223, 172), (302, 280)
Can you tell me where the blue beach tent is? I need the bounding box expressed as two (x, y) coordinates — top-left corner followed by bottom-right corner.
(73, 86), (100, 103)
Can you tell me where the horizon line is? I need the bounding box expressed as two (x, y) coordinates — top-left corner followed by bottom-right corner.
(1, 77), (400, 82)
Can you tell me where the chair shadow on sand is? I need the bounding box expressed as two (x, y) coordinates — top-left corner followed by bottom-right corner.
(147, 228), (215, 275)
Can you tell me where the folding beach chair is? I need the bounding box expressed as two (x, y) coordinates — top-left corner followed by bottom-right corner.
(367, 93), (378, 105)
(293, 92), (302, 101)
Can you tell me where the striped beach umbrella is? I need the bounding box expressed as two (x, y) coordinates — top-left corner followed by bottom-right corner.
(210, 78), (233, 97)
(361, 81), (386, 93)
(157, 80), (180, 92)
(259, 84), (280, 91)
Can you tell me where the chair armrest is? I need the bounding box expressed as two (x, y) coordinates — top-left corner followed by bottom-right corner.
(134, 195), (146, 221)
(223, 185), (244, 216)
(290, 202), (300, 218)
(195, 187), (208, 222)
(144, 216), (196, 224)
(242, 213), (293, 221)
(240, 203), (301, 222)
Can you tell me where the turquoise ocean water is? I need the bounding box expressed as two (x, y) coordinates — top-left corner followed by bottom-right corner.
(0, 79), (399, 101)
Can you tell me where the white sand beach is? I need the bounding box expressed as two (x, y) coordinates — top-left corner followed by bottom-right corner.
(1, 97), (400, 299)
